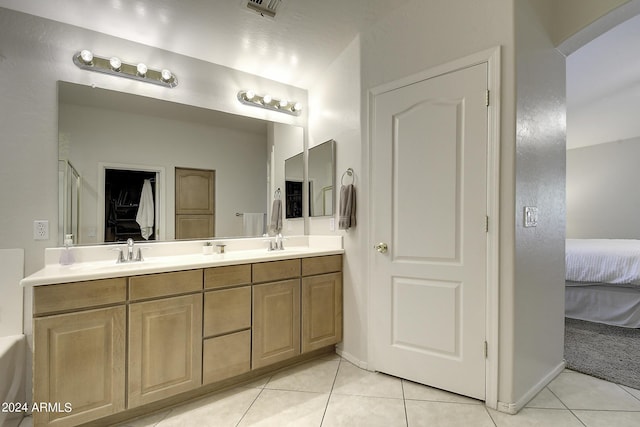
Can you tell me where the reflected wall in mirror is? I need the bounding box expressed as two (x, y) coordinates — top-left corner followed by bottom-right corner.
(58, 81), (303, 245)
(308, 139), (335, 217)
(284, 152), (304, 219)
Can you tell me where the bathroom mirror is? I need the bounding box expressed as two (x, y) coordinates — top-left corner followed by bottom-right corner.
(58, 81), (303, 245)
(284, 152), (304, 219)
(308, 139), (335, 217)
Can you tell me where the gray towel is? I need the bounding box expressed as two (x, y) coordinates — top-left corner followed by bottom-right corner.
(339, 184), (356, 230)
(270, 199), (282, 233)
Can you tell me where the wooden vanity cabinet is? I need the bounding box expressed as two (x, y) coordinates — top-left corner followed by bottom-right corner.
(127, 270), (203, 408)
(32, 278), (127, 427)
(31, 254), (342, 426)
(301, 255), (343, 353)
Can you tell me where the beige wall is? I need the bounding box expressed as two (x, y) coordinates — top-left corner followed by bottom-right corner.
(567, 137), (640, 239)
(512, 0), (567, 408)
(308, 35), (364, 363)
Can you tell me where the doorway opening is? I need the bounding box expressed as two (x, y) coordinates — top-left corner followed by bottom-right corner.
(104, 169), (157, 242)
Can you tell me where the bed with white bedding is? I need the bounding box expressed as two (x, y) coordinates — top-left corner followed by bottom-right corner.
(566, 239), (640, 328)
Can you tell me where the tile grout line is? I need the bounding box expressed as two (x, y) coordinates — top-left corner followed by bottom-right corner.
(319, 356), (343, 426)
(400, 380), (409, 427)
(234, 378), (270, 427)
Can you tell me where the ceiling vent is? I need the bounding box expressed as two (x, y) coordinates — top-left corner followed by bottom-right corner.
(245, 0), (282, 18)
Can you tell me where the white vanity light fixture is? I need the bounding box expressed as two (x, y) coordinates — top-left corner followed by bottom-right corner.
(72, 50), (178, 88)
(237, 90), (302, 116)
(109, 57), (122, 71)
(136, 63), (148, 77)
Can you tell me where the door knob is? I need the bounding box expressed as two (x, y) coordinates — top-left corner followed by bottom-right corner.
(374, 242), (388, 253)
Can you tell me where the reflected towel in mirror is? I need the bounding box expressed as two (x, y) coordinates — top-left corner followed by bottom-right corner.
(270, 199), (283, 233)
(243, 213), (265, 237)
(136, 179), (154, 240)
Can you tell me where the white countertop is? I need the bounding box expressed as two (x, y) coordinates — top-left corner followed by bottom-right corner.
(21, 236), (343, 287)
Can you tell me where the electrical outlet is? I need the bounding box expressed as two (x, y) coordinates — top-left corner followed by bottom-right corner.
(33, 220), (49, 240)
(329, 218), (335, 231)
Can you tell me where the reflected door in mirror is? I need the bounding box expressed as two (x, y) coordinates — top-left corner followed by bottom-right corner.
(175, 168), (215, 239)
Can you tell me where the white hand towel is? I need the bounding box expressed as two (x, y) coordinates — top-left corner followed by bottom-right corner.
(136, 179), (154, 240)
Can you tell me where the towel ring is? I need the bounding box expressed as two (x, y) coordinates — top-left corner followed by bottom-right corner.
(341, 168), (355, 186)
(274, 188), (281, 200)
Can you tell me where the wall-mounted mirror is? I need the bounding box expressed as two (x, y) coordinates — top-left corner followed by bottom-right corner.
(58, 81), (303, 245)
(308, 139), (335, 217)
(284, 152), (304, 219)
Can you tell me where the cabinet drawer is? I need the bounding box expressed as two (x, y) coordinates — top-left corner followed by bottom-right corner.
(252, 259), (300, 283)
(302, 255), (343, 277)
(129, 269), (202, 301)
(204, 264), (251, 289)
(203, 330), (251, 385)
(204, 286), (251, 337)
(33, 278), (126, 316)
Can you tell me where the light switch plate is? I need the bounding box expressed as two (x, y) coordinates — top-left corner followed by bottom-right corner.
(524, 206), (538, 227)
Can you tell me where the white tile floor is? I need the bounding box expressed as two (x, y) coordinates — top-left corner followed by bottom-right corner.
(18, 353), (640, 427)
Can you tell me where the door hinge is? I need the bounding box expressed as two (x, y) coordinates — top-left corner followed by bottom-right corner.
(484, 341), (488, 358)
(485, 216), (489, 233)
(485, 90), (490, 107)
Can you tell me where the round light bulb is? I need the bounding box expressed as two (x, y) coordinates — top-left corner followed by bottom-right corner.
(79, 49), (93, 64)
(245, 90), (255, 101)
(136, 63), (148, 76)
(109, 57), (122, 71)
(279, 99), (288, 108)
(160, 69), (172, 82)
(292, 102), (302, 112)
(262, 94), (272, 104)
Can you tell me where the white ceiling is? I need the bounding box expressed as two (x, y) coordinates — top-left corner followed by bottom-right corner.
(0, 0), (410, 89)
(1, 0), (638, 150)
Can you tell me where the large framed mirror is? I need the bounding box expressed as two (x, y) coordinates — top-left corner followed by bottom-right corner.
(308, 139), (335, 217)
(58, 81), (303, 245)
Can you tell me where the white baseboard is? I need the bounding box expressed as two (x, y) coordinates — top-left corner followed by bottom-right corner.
(336, 348), (369, 371)
(497, 361), (566, 414)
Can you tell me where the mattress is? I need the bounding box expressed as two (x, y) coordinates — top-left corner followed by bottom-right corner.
(566, 283), (640, 328)
(566, 239), (640, 286)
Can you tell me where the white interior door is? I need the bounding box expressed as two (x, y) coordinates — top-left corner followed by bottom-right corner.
(371, 63), (489, 400)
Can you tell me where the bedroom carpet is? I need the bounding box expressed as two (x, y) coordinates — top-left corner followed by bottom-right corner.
(564, 317), (640, 390)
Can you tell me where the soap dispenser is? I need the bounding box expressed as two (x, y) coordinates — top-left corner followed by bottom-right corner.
(59, 234), (75, 265)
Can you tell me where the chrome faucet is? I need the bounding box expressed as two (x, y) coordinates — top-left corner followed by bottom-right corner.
(268, 233), (285, 251)
(127, 238), (135, 261)
(115, 238), (144, 263)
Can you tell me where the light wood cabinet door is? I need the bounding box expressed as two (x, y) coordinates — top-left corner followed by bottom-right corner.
(33, 306), (126, 427)
(252, 279), (300, 369)
(128, 294), (203, 408)
(301, 272), (343, 353)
